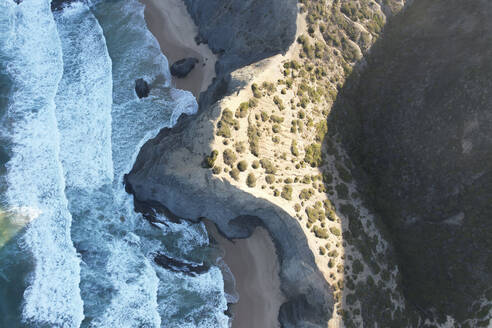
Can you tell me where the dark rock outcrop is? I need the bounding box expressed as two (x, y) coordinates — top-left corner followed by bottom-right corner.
(126, 102), (333, 327)
(50, 0), (78, 11)
(154, 253), (209, 276)
(330, 0), (492, 322)
(182, 0), (297, 108)
(134, 78), (150, 99)
(170, 58), (199, 78)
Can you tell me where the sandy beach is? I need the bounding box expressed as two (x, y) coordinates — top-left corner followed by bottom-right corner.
(205, 221), (285, 328)
(142, 0), (217, 98)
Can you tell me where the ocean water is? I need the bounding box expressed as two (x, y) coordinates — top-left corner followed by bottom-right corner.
(0, 0), (230, 327)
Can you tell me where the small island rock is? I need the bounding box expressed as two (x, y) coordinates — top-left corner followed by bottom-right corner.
(170, 58), (199, 78)
(135, 78), (150, 98)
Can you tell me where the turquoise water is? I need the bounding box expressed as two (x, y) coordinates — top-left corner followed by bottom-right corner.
(0, 0), (230, 327)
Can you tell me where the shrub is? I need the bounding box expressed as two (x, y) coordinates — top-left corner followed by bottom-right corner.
(251, 83), (262, 98)
(304, 143), (323, 167)
(248, 123), (260, 157)
(291, 140), (299, 156)
(273, 96), (285, 110)
(352, 259), (364, 275)
(335, 183), (349, 199)
(234, 141), (246, 153)
(265, 174), (275, 184)
(237, 160), (248, 172)
(299, 188), (315, 200)
(223, 149), (237, 167)
(335, 163), (353, 183)
(330, 227), (341, 237)
(248, 97), (258, 108)
(262, 81), (275, 94)
(246, 173), (257, 187)
(229, 168), (240, 181)
(203, 150), (218, 168)
(272, 124), (281, 133)
(212, 166), (222, 175)
(315, 120), (327, 142)
(270, 115), (284, 123)
(294, 203), (301, 212)
(313, 226), (329, 239)
(281, 185), (293, 200)
(235, 102), (249, 118)
(284, 178), (293, 184)
(216, 122), (231, 138)
(252, 160), (260, 169)
(260, 159), (276, 174)
(306, 206), (324, 223)
(319, 246), (326, 255)
(260, 111), (269, 122)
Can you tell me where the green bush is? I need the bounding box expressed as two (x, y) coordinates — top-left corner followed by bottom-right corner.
(352, 259), (364, 275)
(281, 185), (293, 200)
(237, 160), (248, 172)
(265, 174), (275, 184)
(246, 173), (257, 187)
(248, 123), (260, 157)
(335, 163), (353, 183)
(304, 143), (323, 167)
(294, 203), (301, 212)
(315, 120), (327, 142)
(270, 114), (284, 123)
(273, 96), (285, 110)
(252, 160), (260, 169)
(272, 124), (281, 133)
(234, 141), (246, 153)
(212, 166), (222, 175)
(216, 122), (231, 138)
(299, 188), (315, 200)
(229, 168), (240, 181)
(203, 150), (218, 168)
(235, 102), (249, 118)
(260, 111), (269, 122)
(251, 83), (262, 98)
(260, 159), (276, 174)
(223, 149), (237, 167)
(335, 183), (349, 199)
(313, 226), (329, 239)
(248, 98), (258, 108)
(291, 140), (299, 156)
(306, 206), (324, 223)
(330, 226), (341, 237)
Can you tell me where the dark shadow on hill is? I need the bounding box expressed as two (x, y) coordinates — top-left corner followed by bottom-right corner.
(326, 0), (492, 324)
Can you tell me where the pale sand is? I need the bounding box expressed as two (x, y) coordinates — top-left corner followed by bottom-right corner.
(142, 0), (217, 98)
(205, 221), (285, 328)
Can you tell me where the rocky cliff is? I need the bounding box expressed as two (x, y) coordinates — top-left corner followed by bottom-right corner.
(183, 0), (297, 109)
(330, 0), (492, 324)
(127, 0), (334, 327)
(126, 102), (333, 327)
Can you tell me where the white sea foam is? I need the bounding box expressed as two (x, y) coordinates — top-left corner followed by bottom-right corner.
(1, 0), (83, 326)
(0, 0), (230, 326)
(54, 2), (113, 190)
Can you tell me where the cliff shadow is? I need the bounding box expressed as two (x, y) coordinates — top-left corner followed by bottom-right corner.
(326, 0), (492, 324)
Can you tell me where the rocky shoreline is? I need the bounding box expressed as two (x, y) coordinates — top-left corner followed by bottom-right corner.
(126, 0), (334, 326)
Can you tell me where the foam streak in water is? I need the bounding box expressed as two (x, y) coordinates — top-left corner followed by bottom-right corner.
(0, 0), (83, 326)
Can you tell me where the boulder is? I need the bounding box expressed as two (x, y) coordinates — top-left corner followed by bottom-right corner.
(170, 58), (199, 78)
(134, 78), (150, 98)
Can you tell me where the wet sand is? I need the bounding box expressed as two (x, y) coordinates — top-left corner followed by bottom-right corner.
(205, 221), (285, 328)
(142, 0), (217, 99)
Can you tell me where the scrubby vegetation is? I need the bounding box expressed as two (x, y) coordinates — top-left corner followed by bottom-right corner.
(207, 0), (415, 325)
(246, 173), (256, 187)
